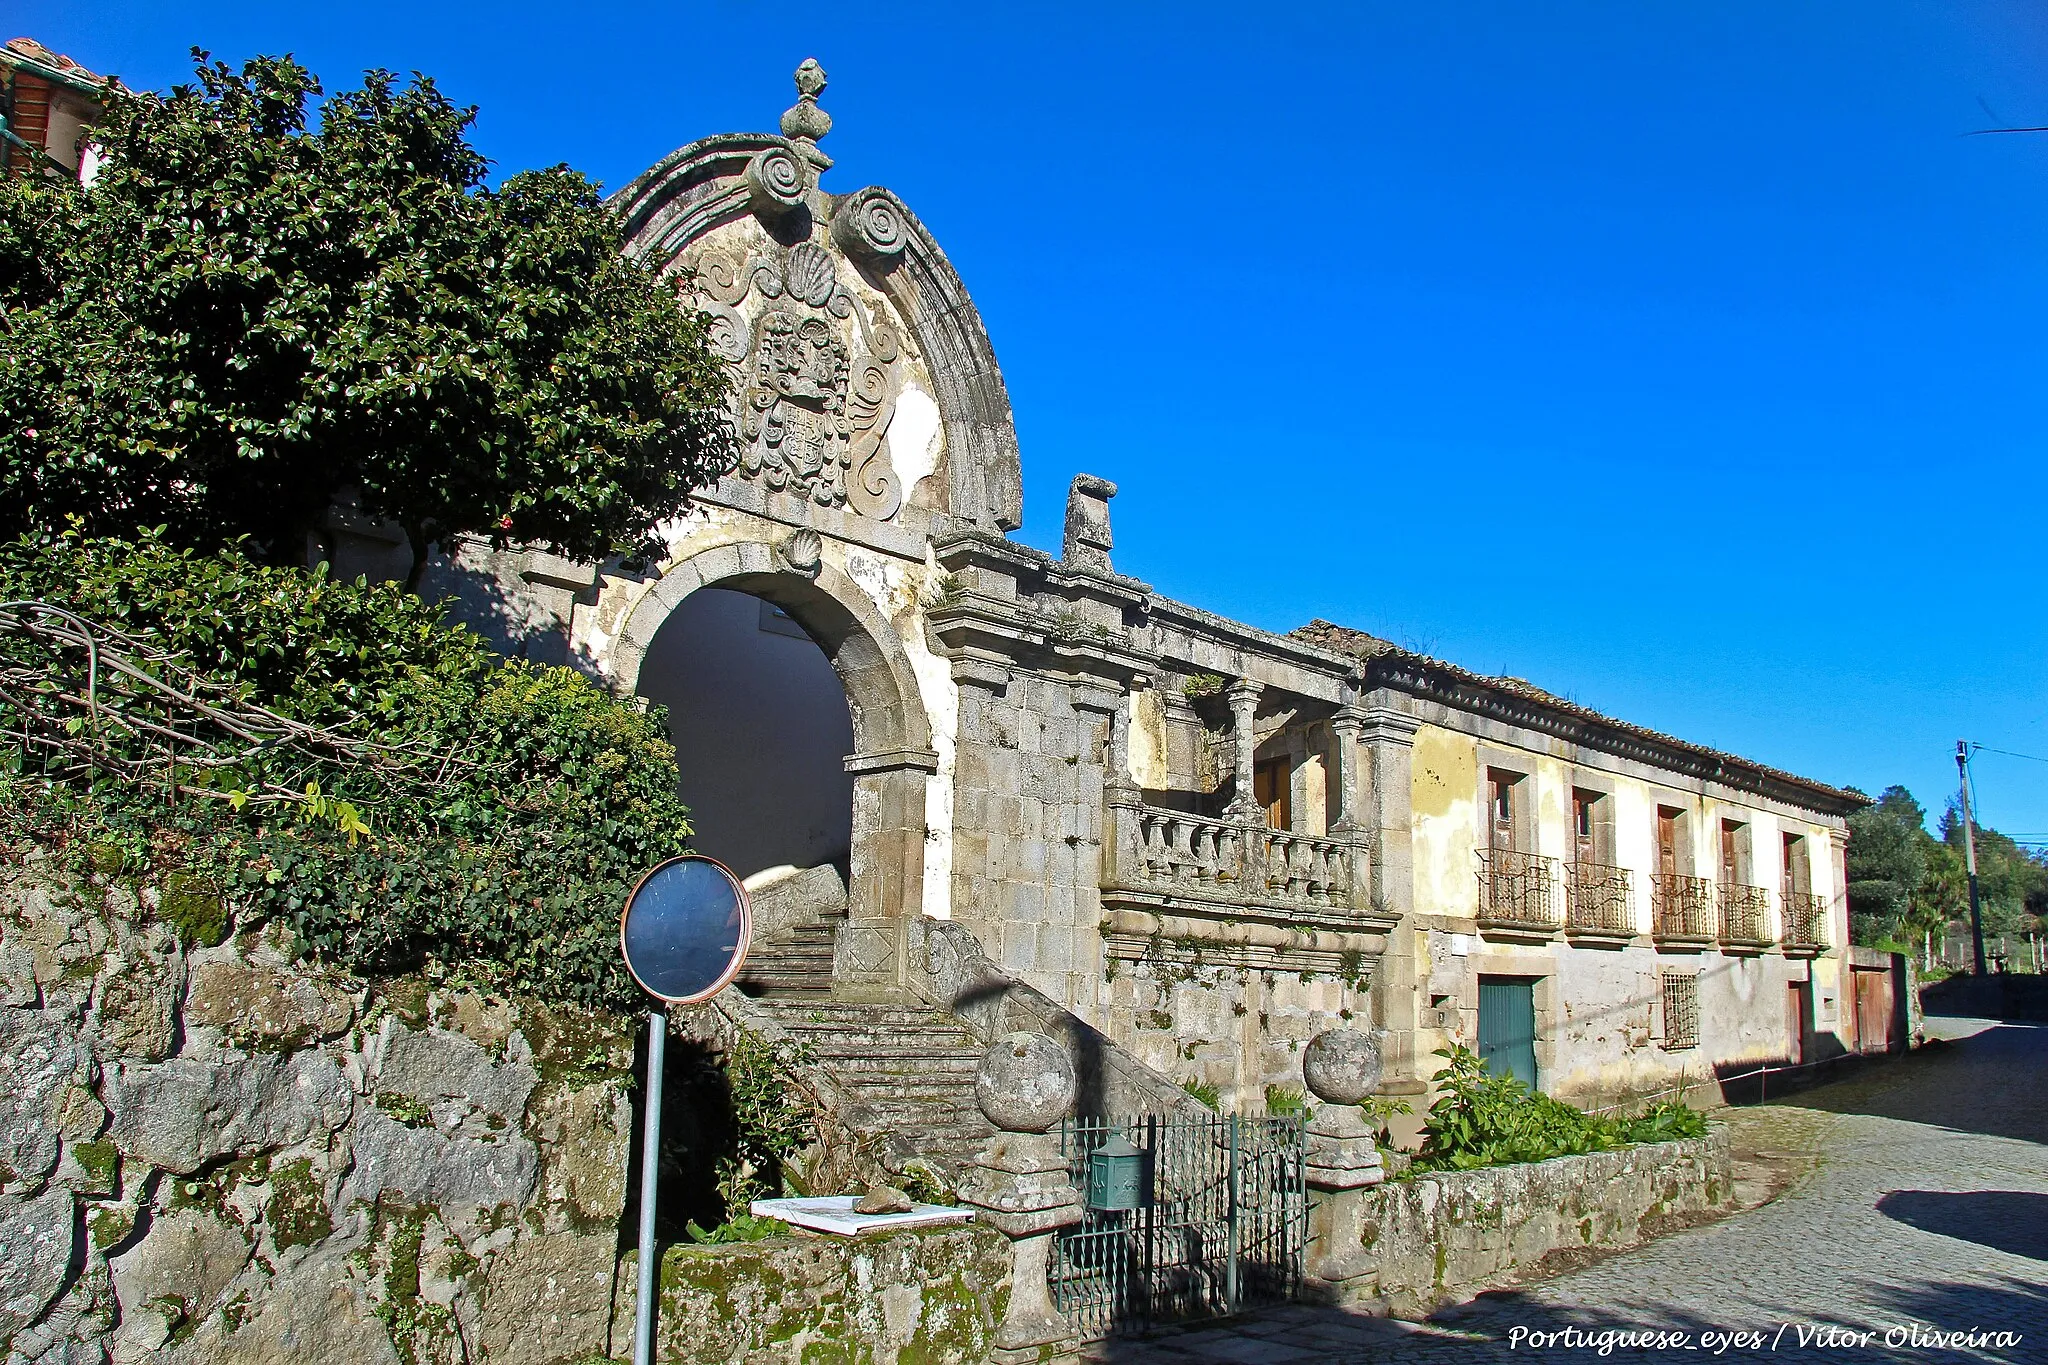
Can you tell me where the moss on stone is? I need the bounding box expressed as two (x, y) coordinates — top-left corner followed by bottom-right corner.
(375, 1091), (433, 1127)
(71, 1139), (119, 1192)
(158, 871), (231, 947)
(88, 1203), (135, 1249)
(267, 1158), (333, 1250)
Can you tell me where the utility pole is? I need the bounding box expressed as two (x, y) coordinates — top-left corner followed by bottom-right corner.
(1955, 740), (1987, 976)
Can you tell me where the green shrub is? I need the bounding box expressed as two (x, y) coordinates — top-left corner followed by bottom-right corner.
(1, 530), (691, 1010)
(1411, 1046), (1707, 1173)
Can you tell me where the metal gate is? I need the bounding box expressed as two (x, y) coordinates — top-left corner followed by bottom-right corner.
(1050, 1113), (1307, 1339)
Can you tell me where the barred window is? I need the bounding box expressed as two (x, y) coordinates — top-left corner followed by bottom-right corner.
(1661, 973), (1700, 1050)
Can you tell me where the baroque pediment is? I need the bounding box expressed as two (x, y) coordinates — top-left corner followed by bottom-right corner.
(610, 67), (1023, 538)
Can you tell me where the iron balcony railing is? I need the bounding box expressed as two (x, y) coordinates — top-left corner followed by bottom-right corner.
(1781, 887), (1828, 950)
(1718, 883), (1772, 946)
(1564, 860), (1633, 935)
(1651, 872), (1715, 941)
(1476, 848), (1561, 930)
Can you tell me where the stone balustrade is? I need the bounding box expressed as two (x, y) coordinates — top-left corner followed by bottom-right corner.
(1105, 790), (1374, 921)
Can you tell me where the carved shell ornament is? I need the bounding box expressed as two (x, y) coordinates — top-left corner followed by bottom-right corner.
(777, 528), (823, 578)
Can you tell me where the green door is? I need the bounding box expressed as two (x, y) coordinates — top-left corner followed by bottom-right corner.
(1478, 977), (1538, 1091)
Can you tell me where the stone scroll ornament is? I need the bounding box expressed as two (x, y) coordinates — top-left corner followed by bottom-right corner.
(684, 237), (905, 521)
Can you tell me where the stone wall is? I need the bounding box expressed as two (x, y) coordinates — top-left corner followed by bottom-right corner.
(1, 855), (635, 1365)
(1355, 1128), (1733, 1319)
(614, 1225), (1010, 1364)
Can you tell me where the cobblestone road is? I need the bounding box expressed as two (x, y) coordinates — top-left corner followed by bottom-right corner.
(1080, 1017), (2048, 1365)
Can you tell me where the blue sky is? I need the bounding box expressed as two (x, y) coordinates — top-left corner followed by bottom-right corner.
(20, 1), (2048, 837)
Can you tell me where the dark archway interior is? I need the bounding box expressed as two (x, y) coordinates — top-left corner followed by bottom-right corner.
(637, 585), (854, 882)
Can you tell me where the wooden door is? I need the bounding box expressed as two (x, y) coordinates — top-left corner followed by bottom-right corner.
(1721, 822), (1740, 887)
(1573, 792), (1596, 866)
(1854, 971), (1892, 1054)
(1478, 977), (1539, 1091)
(1253, 756), (1290, 831)
(1657, 809), (1680, 877)
(1491, 774), (1516, 851)
(1786, 981), (1808, 1065)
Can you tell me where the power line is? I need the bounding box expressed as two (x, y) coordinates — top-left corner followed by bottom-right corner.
(1970, 743), (2048, 767)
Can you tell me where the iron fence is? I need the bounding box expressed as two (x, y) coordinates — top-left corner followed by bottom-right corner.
(1651, 873), (1715, 940)
(1564, 861), (1632, 934)
(1052, 1112), (1306, 1339)
(1717, 884), (1771, 945)
(1780, 888), (1827, 950)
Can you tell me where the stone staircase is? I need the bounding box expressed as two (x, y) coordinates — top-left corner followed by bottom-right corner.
(735, 916), (837, 995)
(743, 997), (996, 1182)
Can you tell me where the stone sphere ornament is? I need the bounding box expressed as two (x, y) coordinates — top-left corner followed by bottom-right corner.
(1302, 1028), (1384, 1106)
(974, 1031), (1076, 1133)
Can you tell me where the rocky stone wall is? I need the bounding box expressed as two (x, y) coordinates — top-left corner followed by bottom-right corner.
(613, 1225), (1010, 1364)
(1356, 1128), (1733, 1319)
(1, 854), (634, 1365)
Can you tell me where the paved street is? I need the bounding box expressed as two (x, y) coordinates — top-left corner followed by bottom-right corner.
(1078, 1018), (2048, 1365)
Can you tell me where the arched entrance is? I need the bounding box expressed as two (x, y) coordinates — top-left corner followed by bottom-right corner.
(611, 540), (935, 982)
(638, 587), (854, 882)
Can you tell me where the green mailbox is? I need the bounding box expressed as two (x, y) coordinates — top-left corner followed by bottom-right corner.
(1086, 1134), (1149, 1211)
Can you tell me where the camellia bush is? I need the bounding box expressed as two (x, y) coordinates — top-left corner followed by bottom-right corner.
(0, 530), (693, 1010)
(0, 51), (734, 575)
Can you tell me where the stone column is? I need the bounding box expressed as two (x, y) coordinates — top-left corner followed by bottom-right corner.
(1356, 707), (1421, 920)
(958, 1033), (1083, 1363)
(1299, 1029), (1386, 1305)
(1221, 678), (1265, 822)
(1327, 707), (1365, 834)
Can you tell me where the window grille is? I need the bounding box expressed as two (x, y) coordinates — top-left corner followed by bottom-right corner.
(1661, 973), (1700, 1050)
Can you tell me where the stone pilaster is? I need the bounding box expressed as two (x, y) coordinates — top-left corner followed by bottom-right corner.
(1327, 706), (1365, 835)
(1357, 707), (1421, 919)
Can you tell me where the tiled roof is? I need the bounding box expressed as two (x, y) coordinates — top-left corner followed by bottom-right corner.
(3, 37), (110, 93)
(1289, 618), (1867, 815)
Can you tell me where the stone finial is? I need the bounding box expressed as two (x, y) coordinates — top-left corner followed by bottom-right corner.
(1303, 1028), (1384, 1105)
(780, 58), (834, 169)
(974, 1032), (1075, 1133)
(1062, 474), (1116, 573)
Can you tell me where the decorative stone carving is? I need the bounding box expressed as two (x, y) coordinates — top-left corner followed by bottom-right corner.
(744, 145), (808, 223)
(688, 237), (906, 521)
(776, 527), (823, 579)
(780, 59), (833, 168)
(973, 1031), (1074, 1134)
(1302, 1027), (1383, 1105)
(1062, 473), (1116, 572)
(831, 187), (907, 270)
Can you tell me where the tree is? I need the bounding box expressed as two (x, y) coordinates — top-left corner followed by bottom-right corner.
(1846, 784), (1926, 936)
(0, 52), (733, 575)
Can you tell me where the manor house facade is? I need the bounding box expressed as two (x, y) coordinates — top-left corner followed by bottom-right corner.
(405, 63), (1867, 1137)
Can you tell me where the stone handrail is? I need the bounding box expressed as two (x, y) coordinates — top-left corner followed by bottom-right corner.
(1104, 789), (1373, 920)
(906, 916), (1203, 1121)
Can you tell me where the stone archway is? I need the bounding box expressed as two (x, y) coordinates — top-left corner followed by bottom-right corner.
(611, 539), (934, 981)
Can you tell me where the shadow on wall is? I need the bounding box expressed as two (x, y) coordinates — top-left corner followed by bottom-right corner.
(636, 587), (854, 882)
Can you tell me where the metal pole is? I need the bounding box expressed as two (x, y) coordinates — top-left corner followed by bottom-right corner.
(1224, 1116), (1240, 1313)
(633, 1004), (666, 1365)
(1956, 741), (1987, 976)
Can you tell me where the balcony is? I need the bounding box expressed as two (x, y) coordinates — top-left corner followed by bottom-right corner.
(1781, 887), (1828, 957)
(1650, 873), (1715, 947)
(1475, 848), (1561, 938)
(1102, 794), (1383, 928)
(1563, 860), (1634, 944)
(1718, 883), (1772, 951)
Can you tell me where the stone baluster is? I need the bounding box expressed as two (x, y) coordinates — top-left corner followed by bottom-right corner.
(1191, 822), (1218, 885)
(1300, 1028), (1387, 1305)
(958, 1032), (1083, 1363)
(1140, 811), (1168, 879)
(1221, 678), (1265, 822)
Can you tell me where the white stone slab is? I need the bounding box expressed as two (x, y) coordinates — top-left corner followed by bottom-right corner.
(749, 1196), (976, 1237)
